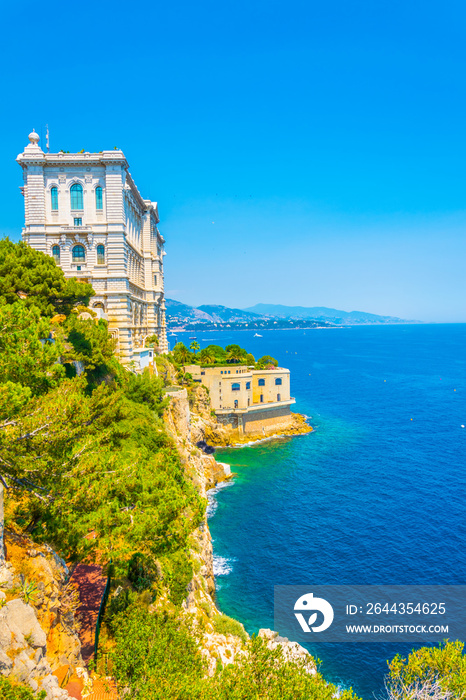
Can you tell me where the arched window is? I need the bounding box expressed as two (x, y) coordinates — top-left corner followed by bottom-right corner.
(72, 245), (85, 263)
(51, 187), (58, 211)
(52, 245), (60, 263)
(95, 186), (103, 210)
(232, 383), (240, 391)
(96, 244), (105, 264)
(70, 183), (83, 210)
(258, 378), (265, 386)
(246, 381), (251, 390)
(275, 378), (282, 385)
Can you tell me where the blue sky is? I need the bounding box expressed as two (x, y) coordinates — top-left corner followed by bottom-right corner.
(1, 0), (466, 321)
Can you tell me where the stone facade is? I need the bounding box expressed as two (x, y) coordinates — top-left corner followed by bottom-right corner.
(184, 364), (295, 434)
(17, 130), (168, 366)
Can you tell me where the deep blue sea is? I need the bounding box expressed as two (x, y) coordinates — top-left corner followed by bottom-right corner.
(177, 324), (466, 698)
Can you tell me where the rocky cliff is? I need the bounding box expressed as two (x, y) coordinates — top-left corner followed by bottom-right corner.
(0, 533), (82, 698)
(163, 384), (316, 675)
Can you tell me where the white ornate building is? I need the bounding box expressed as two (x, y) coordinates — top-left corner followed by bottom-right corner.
(17, 130), (168, 365)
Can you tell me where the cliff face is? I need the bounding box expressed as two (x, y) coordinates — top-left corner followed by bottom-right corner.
(163, 385), (315, 675)
(0, 533), (82, 698)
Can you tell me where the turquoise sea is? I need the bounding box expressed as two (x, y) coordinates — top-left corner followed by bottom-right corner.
(178, 324), (466, 698)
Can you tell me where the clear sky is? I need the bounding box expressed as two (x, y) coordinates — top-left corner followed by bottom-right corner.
(1, 0), (466, 322)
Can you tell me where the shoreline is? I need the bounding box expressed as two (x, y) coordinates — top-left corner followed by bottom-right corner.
(206, 412), (313, 449)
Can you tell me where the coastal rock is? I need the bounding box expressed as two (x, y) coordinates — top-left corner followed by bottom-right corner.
(163, 378), (319, 684)
(0, 599), (47, 649)
(258, 629), (316, 674)
(0, 563), (14, 589)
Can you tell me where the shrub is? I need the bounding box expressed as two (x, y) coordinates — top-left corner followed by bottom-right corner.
(386, 641), (466, 699)
(213, 613), (248, 643)
(0, 676), (45, 700)
(127, 553), (161, 592)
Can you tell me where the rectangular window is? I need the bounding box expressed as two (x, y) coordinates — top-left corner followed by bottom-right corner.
(154, 275), (157, 286)
(74, 218), (82, 226)
(51, 187), (58, 211)
(260, 394), (264, 403)
(95, 186), (103, 210)
(246, 382), (251, 389)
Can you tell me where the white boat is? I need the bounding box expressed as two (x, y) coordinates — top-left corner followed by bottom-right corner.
(254, 333), (263, 337)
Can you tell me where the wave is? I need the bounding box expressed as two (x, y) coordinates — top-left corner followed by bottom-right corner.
(206, 479), (234, 518)
(213, 555), (236, 576)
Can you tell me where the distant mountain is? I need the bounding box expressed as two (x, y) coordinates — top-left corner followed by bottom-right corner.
(165, 300), (261, 324)
(165, 299), (416, 328)
(165, 299), (212, 322)
(197, 305), (261, 323)
(243, 303), (413, 324)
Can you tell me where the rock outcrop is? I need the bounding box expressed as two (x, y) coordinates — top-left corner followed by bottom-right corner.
(258, 628), (316, 674)
(0, 533), (82, 698)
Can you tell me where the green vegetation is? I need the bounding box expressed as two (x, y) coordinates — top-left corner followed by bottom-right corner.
(0, 240), (203, 590)
(212, 613), (248, 643)
(171, 341), (276, 370)
(145, 333), (159, 347)
(0, 238), (93, 317)
(386, 640), (466, 698)
(0, 676), (45, 700)
(111, 606), (361, 700)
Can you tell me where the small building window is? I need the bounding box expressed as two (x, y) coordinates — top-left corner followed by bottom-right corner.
(52, 245), (60, 263)
(51, 187), (58, 211)
(247, 398), (250, 406)
(95, 186), (103, 210)
(258, 378), (265, 386)
(234, 400), (238, 409)
(260, 394), (264, 403)
(246, 381), (251, 389)
(96, 244), (105, 264)
(232, 383), (240, 391)
(277, 393), (281, 401)
(74, 218), (82, 226)
(275, 378), (282, 385)
(154, 275), (157, 286)
(70, 183), (83, 210)
(72, 245), (85, 263)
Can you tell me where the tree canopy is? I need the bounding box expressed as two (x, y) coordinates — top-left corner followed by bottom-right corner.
(0, 239), (94, 317)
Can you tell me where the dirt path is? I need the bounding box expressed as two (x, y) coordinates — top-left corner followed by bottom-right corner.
(69, 563), (107, 663)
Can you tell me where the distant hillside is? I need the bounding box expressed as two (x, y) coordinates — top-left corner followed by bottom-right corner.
(165, 299), (416, 328)
(243, 303), (413, 324)
(166, 300), (261, 324)
(197, 305), (261, 323)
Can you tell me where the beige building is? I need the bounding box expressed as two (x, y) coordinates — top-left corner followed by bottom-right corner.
(17, 130), (168, 367)
(185, 364), (296, 434)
